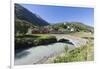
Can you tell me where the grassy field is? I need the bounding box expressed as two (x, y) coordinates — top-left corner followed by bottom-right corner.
(53, 43), (94, 63)
(69, 32), (94, 38)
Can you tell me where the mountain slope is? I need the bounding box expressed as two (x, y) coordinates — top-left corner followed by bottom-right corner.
(15, 18), (36, 34)
(15, 4), (49, 26)
(50, 22), (94, 33)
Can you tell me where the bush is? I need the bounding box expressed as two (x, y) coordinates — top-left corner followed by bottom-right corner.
(15, 38), (34, 49)
(15, 35), (57, 49)
(33, 36), (57, 45)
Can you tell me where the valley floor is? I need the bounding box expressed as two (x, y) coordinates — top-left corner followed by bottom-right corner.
(15, 32), (94, 65)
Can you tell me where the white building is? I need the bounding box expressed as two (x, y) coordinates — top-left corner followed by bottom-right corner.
(67, 26), (70, 29)
(70, 28), (74, 31)
(64, 22), (66, 25)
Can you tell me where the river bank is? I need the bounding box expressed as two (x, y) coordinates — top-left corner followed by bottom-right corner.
(15, 33), (89, 65)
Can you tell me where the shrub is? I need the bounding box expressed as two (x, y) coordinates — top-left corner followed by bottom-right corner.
(33, 36), (57, 45)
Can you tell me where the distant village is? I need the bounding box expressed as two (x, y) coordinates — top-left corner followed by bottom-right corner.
(26, 23), (94, 35)
(26, 24), (76, 34)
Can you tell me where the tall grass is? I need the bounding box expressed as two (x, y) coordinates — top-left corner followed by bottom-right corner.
(53, 43), (94, 63)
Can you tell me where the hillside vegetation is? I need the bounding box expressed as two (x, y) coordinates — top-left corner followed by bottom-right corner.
(15, 18), (35, 35)
(49, 22), (93, 33)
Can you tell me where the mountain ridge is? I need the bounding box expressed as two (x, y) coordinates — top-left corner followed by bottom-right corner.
(15, 4), (49, 26)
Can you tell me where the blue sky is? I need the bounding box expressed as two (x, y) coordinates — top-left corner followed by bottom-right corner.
(21, 4), (94, 26)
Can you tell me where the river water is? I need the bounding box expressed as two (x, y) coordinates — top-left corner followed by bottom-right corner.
(15, 43), (74, 65)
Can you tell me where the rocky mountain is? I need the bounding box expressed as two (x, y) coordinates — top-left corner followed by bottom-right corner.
(15, 4), (49, 26)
